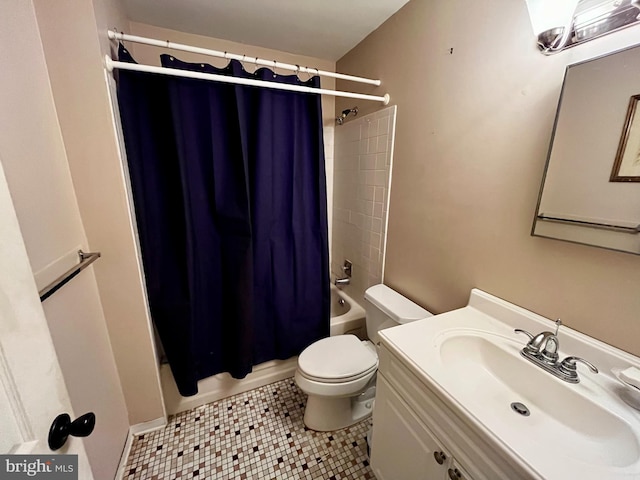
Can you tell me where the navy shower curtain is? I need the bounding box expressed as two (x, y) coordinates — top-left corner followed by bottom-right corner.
(116, 45), (330, 396)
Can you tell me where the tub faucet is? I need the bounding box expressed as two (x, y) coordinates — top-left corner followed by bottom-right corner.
(334, 277), (350, 287)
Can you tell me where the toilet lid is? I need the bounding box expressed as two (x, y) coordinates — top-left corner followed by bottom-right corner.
(298, 335), (378, 382)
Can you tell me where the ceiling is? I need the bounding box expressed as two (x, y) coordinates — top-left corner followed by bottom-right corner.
(122, 0), (411, 61)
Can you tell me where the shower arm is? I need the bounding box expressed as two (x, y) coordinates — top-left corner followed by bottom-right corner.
(336, 107), (358, 125)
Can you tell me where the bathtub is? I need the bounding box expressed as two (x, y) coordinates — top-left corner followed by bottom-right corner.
(160, 285), (366, 415)
(328, 285), (367, 337)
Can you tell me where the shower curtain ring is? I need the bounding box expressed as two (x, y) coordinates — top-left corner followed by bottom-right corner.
(273, 60), (277, 77)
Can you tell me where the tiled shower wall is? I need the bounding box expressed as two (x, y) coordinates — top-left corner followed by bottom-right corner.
(331, 106), (397, 304)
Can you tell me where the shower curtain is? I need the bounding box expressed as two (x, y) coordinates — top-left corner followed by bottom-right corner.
(116, 45), (330, 396)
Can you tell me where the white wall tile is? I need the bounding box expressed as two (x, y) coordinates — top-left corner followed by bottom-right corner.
(354, 213), (365, 229)
(378, 116), (389, 136)
(367, 120), (377, 138)
(376, 135), (388, 153)
(331, 106), (396, 304)
(371, 232), (381, 249)
(373, 202), (383, 218)
(363, 200), (374, 216)
(363, 215), (373, 232)
(360, 154), (376, 171)
(362, 240), (371, 258)
(358, 139), (369, 155)
(365, 171), (375, 186)
(363, 186), (375, 201)
(368, 137), (377, 154)
(372, 217), (382, 234)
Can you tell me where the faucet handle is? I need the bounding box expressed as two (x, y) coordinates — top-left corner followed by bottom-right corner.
(558, 356), (599, 381)
(341, 259), (353, 277)
(514, 329), (534, 340)
(514, 329), (539, 356)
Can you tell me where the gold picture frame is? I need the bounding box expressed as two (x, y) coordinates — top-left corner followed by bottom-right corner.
(610, 94), (640, 182)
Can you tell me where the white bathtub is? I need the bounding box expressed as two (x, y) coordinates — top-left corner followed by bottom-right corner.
(329, 285), (367, 337)
(160, 285), (366, 415)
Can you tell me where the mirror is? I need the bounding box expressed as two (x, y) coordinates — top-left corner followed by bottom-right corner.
(532, 44), (640, 254)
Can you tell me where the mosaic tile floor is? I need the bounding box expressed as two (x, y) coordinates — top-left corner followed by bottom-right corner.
(124, 378), (375, 479)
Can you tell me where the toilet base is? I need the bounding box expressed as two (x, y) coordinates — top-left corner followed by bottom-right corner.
(303, 386), (376, 432)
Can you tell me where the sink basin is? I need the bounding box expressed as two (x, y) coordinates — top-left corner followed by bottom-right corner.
(379, 288), (640, 480)
(438, 331), (640, 468)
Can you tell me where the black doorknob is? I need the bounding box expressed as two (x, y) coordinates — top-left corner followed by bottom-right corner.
(48, 412), (96, 450)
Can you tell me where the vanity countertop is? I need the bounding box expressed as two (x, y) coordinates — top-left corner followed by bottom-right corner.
(379, 288), (640, 480)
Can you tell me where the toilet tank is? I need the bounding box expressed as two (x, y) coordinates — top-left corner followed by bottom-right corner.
(364, 284), (432, 345)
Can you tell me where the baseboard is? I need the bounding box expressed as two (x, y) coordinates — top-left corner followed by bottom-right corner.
(114, 417), (166, 479)
(114, 431), (133, 480)
(128, 416), (167, 436)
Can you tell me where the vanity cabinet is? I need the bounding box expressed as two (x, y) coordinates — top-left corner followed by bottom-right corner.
(369, 289), (640, 480)
(371, 343), (527, 480)
(372, 375), (472, 480)
(371, 374), (453, 479)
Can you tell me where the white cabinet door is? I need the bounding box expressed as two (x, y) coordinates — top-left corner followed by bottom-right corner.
(371, 374), (450, 480)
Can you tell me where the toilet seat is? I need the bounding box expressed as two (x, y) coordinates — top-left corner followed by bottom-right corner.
(298, 334), (378, 384)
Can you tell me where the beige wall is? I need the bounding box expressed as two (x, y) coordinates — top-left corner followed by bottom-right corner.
(336, 0), (640, 356)
(0, 0), (129, 477)
(32, 0), (166, 427)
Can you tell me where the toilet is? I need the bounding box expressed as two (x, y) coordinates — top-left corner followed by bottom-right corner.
(294, 284), (432, 431)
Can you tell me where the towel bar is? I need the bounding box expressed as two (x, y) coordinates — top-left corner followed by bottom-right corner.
(537, 214), (640, 234)
(39, 250), (101, 302)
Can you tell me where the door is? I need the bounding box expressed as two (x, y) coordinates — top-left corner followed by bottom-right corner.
(0, 161), (93, 477)
(0, 2), (132, 478)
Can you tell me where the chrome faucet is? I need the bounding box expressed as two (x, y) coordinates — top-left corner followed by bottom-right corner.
(515, 328), (559, 363)
(514, 319), (598, 384)
(334, 277), (350, 286)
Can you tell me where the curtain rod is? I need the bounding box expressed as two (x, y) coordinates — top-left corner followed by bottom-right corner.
(105, 56), (390, 104)
(108, 30), (381, 87)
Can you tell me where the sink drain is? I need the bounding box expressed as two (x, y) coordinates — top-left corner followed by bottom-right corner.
(510, 402), (530, 416)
